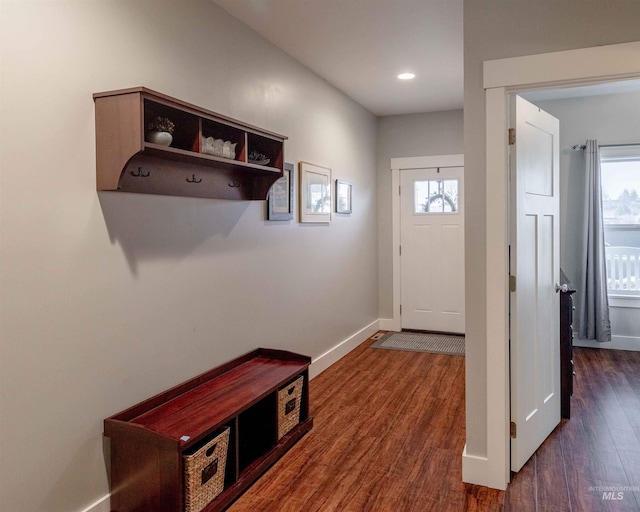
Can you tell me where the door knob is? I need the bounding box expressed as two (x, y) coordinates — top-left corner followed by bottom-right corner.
(555, 283), (568, 293)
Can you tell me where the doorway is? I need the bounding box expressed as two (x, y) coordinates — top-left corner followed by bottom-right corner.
(389, 154), (464, 333)
(473, 40), (640, 490)
(520, 83), (640, 352)
(507, 81), (640, 478)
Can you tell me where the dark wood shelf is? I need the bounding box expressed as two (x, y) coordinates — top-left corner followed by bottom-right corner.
(105, 348), (312, 512)
(93, 87), (286, 200)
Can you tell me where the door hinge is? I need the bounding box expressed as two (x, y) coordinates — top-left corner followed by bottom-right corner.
(510, 421), (517, 438)
(399, 185), (401, 195)
(400, 304), (402, 315)
(399, 245), (402, 256)
(509, 274), (516, 292)
(508, 128), (516, 145)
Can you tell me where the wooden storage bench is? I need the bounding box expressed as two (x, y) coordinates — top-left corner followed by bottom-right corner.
(104, 348), (312, 512)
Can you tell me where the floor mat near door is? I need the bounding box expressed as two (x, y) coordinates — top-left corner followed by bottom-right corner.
(371, 331), (465, 355)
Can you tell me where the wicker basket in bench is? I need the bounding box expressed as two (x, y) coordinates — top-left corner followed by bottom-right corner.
(277, 376), (304, 439)
(183, 427), (230, 512)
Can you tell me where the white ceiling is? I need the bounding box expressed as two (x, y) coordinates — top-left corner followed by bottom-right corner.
(212, 0), (463, 117)
(212, 2), (640, 116)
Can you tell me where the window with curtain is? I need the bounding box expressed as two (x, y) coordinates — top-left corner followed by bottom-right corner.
(600, 144), (640, 298)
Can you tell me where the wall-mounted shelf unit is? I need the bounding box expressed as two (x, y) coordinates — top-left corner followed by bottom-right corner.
(93, 87), (286, 200)
(105, 348), (312, 512)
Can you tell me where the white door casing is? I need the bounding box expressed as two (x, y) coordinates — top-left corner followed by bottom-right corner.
(509, 96), (561, 471)
(400, 167), (465, 333)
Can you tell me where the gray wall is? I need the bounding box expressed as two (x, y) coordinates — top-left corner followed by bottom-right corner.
(463, 0), (640, 460)
(377, 110), (464, 319)
(531, 90), (640, 343)
(0, 1), (377, 511)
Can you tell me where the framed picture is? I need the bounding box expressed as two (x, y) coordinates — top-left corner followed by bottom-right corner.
(335, 179), (352, 214)
(299, 162), (331, 223)
(267, 162), (294, 221)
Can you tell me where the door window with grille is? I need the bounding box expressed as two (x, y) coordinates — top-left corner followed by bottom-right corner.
(413, 179), (459, 214)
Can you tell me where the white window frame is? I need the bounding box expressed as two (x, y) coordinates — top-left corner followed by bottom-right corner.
(600, 144), (640, 306)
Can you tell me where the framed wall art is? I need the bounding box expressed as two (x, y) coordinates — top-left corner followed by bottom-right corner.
(267, 162), (294, 221)
(299, 162), (331, 223)
(335, 179), (352, 214)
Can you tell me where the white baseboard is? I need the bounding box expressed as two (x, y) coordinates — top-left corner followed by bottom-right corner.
(80, 495), (110, 512)
(461, 444), (490, 487)
(378, 318), (400, 331)
(574, 334), (640, 351)
(309, 319), (380, 379)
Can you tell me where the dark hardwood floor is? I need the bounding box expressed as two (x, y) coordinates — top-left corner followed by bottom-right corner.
(505, 347), (640, 512)
(227, 335), (640, 511)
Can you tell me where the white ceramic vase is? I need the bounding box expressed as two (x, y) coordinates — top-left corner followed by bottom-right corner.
(147, 131), (173, 146)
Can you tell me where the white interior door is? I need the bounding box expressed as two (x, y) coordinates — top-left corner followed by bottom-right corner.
(510, 95), (561, 472)
(400, 166), (464, 333)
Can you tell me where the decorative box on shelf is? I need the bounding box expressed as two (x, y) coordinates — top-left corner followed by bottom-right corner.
(201, 137), (237, 159)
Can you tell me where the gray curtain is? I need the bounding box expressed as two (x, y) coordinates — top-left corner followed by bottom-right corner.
(577, 140), (611, 342)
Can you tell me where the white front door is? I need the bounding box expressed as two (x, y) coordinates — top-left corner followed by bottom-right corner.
(510, 95), (561, 472)
(400, 166), (465, 333)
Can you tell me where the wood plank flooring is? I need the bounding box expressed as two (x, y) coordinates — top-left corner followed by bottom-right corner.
(227, 335), (640, 512)
(505, 347), (640, 511)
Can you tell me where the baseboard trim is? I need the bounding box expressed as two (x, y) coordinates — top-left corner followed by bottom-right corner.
(462, 444), (490, 487)
(309, 319), (380, 379)
(79, 495), (110, 512)
(574, 334), (640, 351)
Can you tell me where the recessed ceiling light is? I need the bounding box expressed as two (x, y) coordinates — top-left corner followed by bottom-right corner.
(398, 73), (415, 80)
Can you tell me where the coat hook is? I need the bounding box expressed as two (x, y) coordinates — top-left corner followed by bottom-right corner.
(228, 179), (241, 188)
(186, 174), (202, 183)
(131, 167), (150, 177)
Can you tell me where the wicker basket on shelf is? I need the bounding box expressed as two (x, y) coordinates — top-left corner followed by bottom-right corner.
(277, 376), (304, 439)
(183, 427), (230, 512)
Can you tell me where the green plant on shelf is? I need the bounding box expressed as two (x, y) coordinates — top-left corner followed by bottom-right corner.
(249, 150), (268, 161)
(147, 116), (175, 134)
